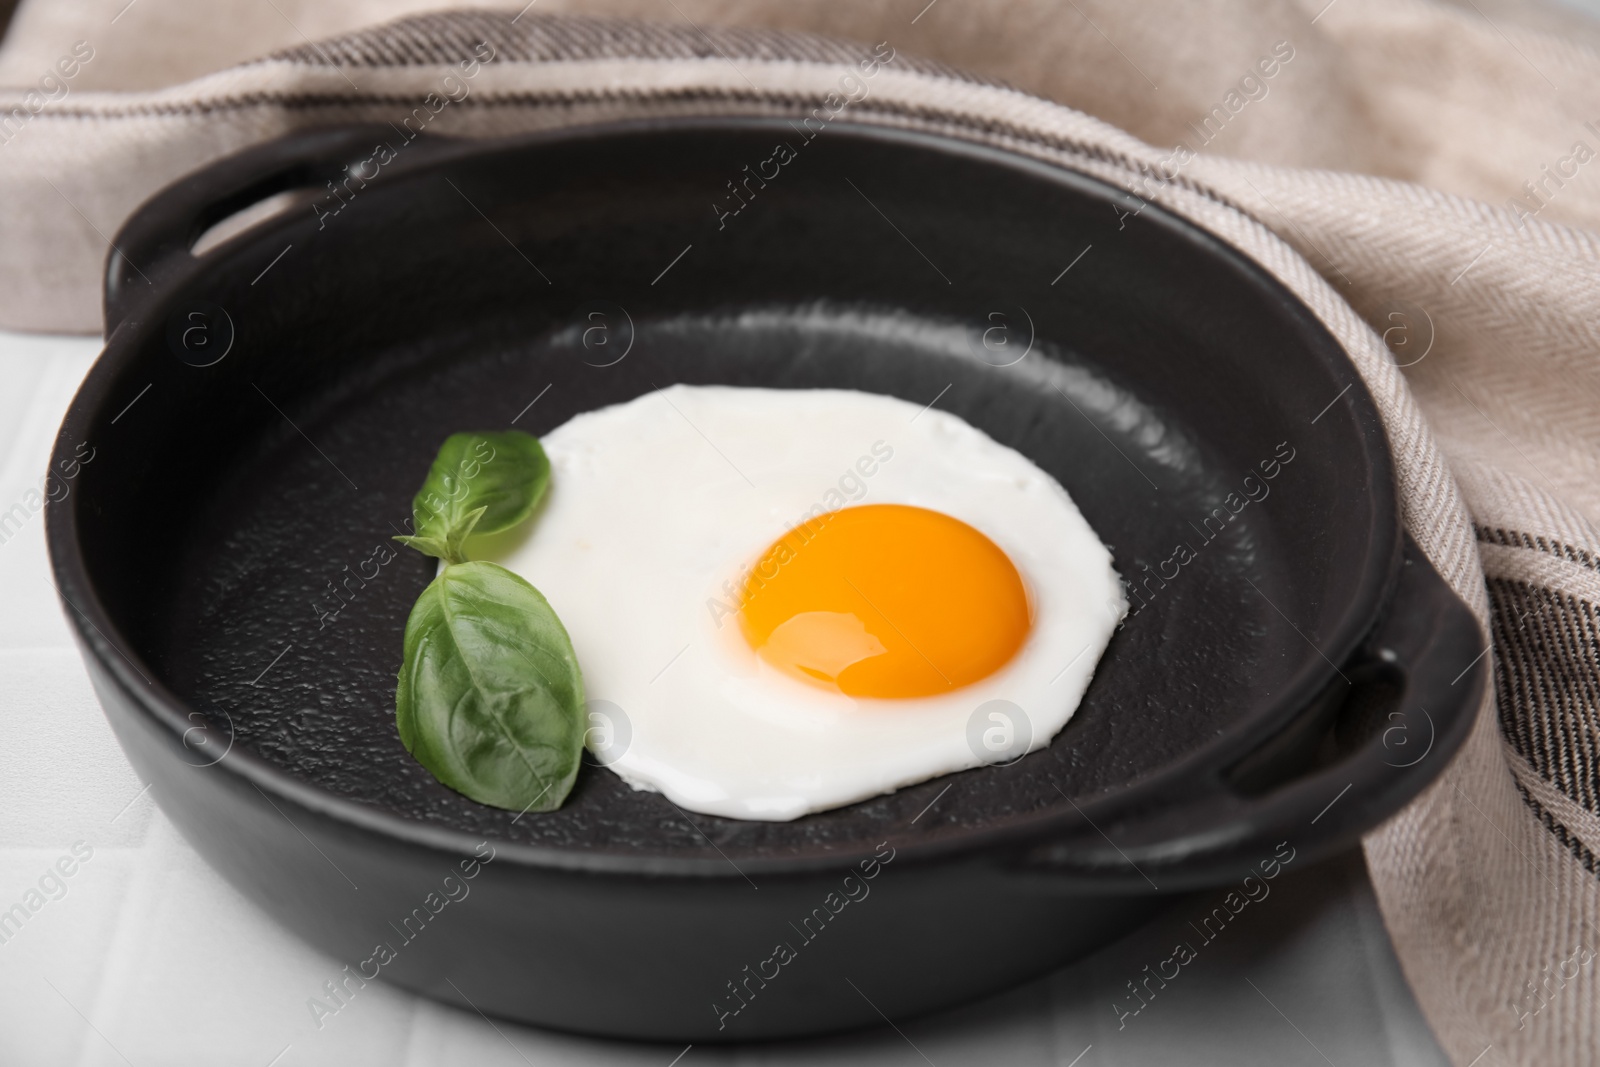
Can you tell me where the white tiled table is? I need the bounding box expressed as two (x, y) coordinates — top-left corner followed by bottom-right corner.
(0, 328), (1450, 1066)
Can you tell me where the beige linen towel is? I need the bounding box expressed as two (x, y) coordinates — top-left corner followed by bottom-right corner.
(3, 1), (1599, 1063)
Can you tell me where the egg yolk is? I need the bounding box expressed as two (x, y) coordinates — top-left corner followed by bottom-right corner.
(737, 504), (1030, 698)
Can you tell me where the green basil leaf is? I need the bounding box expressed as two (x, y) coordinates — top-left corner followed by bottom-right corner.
(396, 561), (585, 812)
(403, 431), (549, 563)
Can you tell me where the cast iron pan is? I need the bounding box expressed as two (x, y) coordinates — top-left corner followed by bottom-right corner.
(48, 119), (1486, 1041)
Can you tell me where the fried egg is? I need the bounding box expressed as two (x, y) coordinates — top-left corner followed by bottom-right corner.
(485, 385), (1124, 820)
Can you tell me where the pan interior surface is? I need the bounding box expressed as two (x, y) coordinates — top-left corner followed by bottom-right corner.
(73, 122), (1392, 863)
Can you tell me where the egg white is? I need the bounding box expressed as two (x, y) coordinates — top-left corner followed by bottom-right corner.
(484, 385), (1125, 820)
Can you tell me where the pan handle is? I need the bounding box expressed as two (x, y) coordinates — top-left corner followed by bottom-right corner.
(103, 125), (452, 330)
(1015, 534), (1488, 891)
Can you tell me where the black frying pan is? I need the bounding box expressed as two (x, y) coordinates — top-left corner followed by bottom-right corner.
(48, 120), (1484, 1041)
